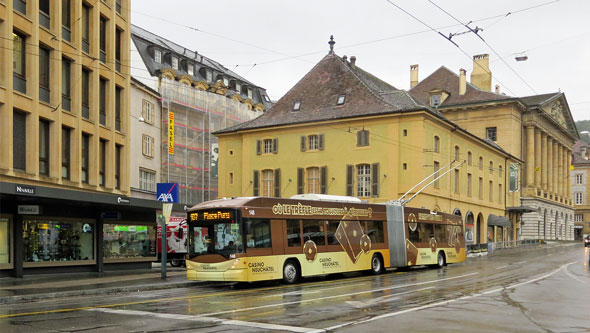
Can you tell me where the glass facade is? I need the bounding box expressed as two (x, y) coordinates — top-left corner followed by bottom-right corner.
(23, 219), (94, 263)
(0, 218), (9, 264)
(103, 224), (156, 259)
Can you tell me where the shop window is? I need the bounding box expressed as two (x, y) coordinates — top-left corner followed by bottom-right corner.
(245, 219), (271, 248)
(0, 218), (10, 265)
(286, 220), (302, 247)
(302, 220), (325, 245)
(23, 219), (95, 262)
(103, 224), (156, 259)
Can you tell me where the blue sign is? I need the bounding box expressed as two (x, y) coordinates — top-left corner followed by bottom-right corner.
(157, 183), (179, 203)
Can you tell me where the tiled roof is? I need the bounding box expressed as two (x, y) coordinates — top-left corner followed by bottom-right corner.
(409, 66), (512, 106)
(216, 53), (428, 134)
(573, 140), (590, 165)
(519, 92), (561, 106)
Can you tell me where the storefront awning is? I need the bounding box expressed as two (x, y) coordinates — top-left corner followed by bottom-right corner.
(488, 214), (511, 227)
(506, 206), (535, 213)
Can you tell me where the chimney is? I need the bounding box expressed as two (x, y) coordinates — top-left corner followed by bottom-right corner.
(350, 56), (356, 68)
(342, 55), (348, 62)
(410, 64), (419, 88)
(495, 85), (500, 94)
(459, 68), (466, 95)
(471, 54), (492, 91)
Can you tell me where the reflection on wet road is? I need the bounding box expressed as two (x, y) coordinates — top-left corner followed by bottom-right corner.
(2, 244), (589, 332)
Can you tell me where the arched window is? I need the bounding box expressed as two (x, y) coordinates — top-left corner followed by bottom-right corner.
(454, 146), (460, 161)
(498, 165), (503, 177)
(467, 151), (472, 166)
(489, 161), (494, 173)
(434, 136), (440, 153)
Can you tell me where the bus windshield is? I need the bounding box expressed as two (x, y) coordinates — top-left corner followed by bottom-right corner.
(189, 222), (244, 258)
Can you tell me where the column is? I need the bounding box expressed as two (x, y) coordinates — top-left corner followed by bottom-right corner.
(547, 137), (553, 194)
(526, 125), (535, 187)
(541, 133), (548, 191)
(551, 140), (558, 194)
(534, 130), (541, 188)
(562, 147), (568, 198)
(557, 145), (563, 197)
(567, 151), (572, 203)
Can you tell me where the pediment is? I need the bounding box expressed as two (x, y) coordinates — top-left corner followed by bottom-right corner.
(540, 95), (575, 133)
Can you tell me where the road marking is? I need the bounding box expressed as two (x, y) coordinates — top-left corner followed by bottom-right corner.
(513, 261), (526, 265)
(331, 262), (576, 330)
(88, 308), (321, 333)
(345, 288), (434, 309)
(547, 254), (553, 256)
(496, 265), (508, 269)
(0, 272), (393, 319)
(197, 273), (477, 317)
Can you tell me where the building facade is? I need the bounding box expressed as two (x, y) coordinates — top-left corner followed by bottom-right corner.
(572, 139), (590, 239)
(131, 25), (272, 206)
(0, 0), (161, 277)
(215, 45), (522, 246)
(409, 55), (578, 241)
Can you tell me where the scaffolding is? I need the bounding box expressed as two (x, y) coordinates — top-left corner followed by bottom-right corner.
(159, 78), (262, 206)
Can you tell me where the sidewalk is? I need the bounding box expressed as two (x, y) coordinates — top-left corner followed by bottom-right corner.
(0, 265), (203, 305)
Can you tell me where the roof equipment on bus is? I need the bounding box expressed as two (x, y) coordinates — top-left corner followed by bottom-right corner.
(289, 194), (362, 203)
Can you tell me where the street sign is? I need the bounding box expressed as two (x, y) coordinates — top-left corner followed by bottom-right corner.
(157, 183), (179, 203)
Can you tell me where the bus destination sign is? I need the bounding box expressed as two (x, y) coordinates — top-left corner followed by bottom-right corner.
(190, 210), (233, 222)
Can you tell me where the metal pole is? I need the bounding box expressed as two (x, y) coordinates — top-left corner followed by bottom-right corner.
(160, 212), (167, 279)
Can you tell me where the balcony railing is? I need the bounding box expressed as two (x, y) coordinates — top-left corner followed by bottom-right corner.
(82, 104), (90, 119)
(62, 95), (71, 111)
(62, 26), (71, 42)
(13, 75), (26, 94)
(82, 39), (89, 53)
(99, 111), (106, 126)
(39, 86), (50, 103)
(39, 11), (50, 29)
(100, 50), (106, 64)
(14, 0), (26, 14)
(116, 0), (121, 14)
(115, 59), (121, 73)
(115, 118), (121, 131)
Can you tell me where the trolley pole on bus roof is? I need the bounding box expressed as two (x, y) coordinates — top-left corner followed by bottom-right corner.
(157, 183), (179, 279)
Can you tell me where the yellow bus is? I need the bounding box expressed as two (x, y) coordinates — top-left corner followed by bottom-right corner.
(186, 195), (465, 283)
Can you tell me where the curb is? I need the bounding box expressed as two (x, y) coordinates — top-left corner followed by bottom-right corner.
(0, 280), (208, 305)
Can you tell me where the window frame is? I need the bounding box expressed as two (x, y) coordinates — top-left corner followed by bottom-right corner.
(337, 94), (346, 105)
(61, 127), (71, 180)
(433, 136), (440, 153)
(293, 100), (301, 112)
(486, 127), (497, 141)
(81, 133), (90, 183)
(154, 49), (162, 63)
(142, 134), (154, 158)
(357, 130), (370, 147)
(39, 119), (50, 176)
(306, 167), (320, 194)
(139, 168), (156, 192)
(261, 169), (274, 197)
(356, 164), (371, 197)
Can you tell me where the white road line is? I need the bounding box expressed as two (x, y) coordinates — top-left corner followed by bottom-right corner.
(513, 261), (526, 265)
(547, 254), (553, 256)
(198, 273), (477, 317)
(337, 262), (576, 329)
(496, 265), (508, 269)
(88, 308), (321, 333)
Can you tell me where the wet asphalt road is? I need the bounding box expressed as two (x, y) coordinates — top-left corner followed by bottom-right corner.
(1, 244), (589, 332)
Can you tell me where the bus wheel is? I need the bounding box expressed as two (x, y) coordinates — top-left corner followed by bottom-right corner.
(283, 260), (300, 284)
(170, 259), (184, 267)
(436, 251), (446, 268)
(370, 254), (384, 275)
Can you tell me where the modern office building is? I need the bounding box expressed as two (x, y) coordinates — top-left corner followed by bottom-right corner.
(0, 0), (160, 277)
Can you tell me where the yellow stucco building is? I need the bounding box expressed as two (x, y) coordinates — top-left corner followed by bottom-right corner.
(215, 44), (521, 246)
(410, 54), (578, 241)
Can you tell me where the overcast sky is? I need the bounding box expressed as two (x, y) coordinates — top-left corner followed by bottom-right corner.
(131, 0), (590, 122)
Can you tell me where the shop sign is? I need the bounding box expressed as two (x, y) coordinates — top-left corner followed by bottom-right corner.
(18, 205), (39, 215)
(117, 197), (130, 204)
(15, 184), (36, 195)
(157, 183), (179, 203)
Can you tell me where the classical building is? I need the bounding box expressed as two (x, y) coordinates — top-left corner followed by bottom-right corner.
(131, 25), (272, 206)
(572, 138), (590, 239)
(409, 54), (578, 240)
(215, 40), (522, 246)
(0, 0), (161, 277)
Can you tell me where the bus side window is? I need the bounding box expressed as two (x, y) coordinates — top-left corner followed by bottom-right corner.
(418, 223), (432, 243)
(245, 219), (271, 248)
(302, 220), (326, 245)
(286, 220), (302, 247)
(327, 221), (340, 245)
(408, 223), (420, 243)
(366, 221), (384, 243)
(434, 224), (446, 243)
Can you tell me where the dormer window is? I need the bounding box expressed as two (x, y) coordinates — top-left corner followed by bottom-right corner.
(187, 64), (194, 76)
(263, 94), (270, 102)
(171, 56), (178, 70)
(431, 94), (441, 107)
(206, 70), (213, 82)
(247, 88), (253, 99)
(293, 101), (301, 112)
(337, 94), (346, 105)
(154, 49), (162, 63)
(223, 77), (229, 87)
(235, 82), (241, 94)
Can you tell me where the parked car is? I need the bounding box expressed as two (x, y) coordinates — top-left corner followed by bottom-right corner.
(585, 236), (590, 247)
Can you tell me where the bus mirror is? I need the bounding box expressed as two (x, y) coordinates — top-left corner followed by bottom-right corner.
(178, 228), (184, 239)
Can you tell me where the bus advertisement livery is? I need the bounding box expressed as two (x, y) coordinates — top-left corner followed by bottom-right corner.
(186, 196), (465, 283)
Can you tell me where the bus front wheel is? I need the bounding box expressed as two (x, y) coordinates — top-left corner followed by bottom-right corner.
(170, 259), (184, 267)
(283, 260), (300, 284)
(370, 254), (384, 275)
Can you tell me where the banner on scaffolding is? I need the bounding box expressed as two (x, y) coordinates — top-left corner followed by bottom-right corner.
(168, 112), (175, 154)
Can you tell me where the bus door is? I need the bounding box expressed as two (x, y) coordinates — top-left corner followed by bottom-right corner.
(271, 219), (285, 255)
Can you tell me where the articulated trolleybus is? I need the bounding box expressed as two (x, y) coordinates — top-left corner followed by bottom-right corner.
(186, 195), (465, 283)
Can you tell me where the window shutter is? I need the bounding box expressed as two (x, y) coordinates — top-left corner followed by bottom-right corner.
(142, 100), (146, 119)
(253, 170), (259, 196)
(300, 136), (306, 151)
(297, 168), (304, 194)
(346, 165), (354, 196)
(365, 131), (370, 146)
(319, 134), (325, 150)
(273, 138), (278, 154)
(256, 140), (261, 155)
(321, 166), (327, 194)
(274, 168), (281, 197)
(356, 131), (362, 146)
(150, 137), (154, 157)
(371, 163), (379, 197)
(142, 135), (146, 155)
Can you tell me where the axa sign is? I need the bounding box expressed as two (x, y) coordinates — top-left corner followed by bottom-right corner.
(156, 183), (179, 203)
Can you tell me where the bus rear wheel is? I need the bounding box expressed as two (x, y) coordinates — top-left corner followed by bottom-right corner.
(283, 260), (300, 284)
(370, 254), (384, 275)
(436, 251), (446, 268)
(170, 258), (184, 267)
